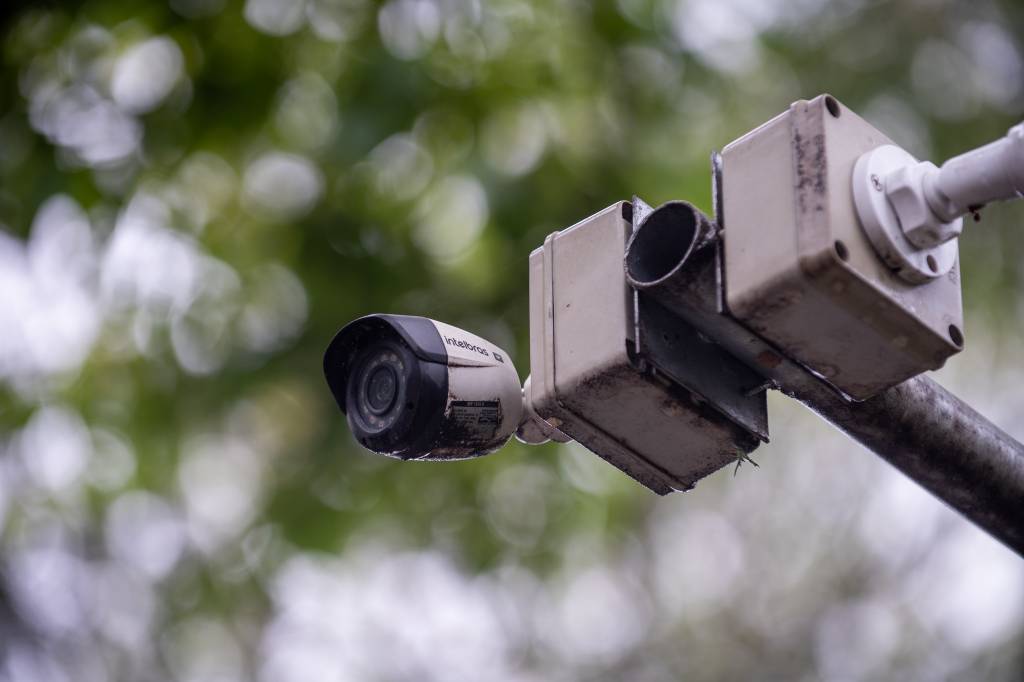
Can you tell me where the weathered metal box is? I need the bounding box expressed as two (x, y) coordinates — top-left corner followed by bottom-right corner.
(527, 202), (762, 494)
(721, 94), (963, 400)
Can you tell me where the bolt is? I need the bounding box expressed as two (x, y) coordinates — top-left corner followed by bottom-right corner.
(744, 380), (776, 397)
(870, 174), (883, 192)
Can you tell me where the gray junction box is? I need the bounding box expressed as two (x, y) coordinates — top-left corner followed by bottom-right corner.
(721, 94), (964, 400)
(527, 202), (765, 494)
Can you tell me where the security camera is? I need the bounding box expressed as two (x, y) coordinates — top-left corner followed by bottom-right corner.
(322, 96), (1024, 498)
(324, 314), (523, 460)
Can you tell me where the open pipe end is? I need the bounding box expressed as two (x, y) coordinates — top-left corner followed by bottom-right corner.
(625, 200), (709, 289)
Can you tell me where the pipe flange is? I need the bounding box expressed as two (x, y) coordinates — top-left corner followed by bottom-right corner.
(852, 145), (959, 284)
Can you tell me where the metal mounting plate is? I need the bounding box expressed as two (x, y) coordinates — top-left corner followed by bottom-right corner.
(634, 294), (769, 441)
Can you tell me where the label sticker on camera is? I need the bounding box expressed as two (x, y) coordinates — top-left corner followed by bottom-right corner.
(447, 400), (501, 441)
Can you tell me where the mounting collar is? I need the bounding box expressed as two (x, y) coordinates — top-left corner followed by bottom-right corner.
(852, 145), (961, 284)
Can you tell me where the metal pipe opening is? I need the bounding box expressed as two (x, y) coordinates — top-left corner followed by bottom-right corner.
(625, 201), (705, 288)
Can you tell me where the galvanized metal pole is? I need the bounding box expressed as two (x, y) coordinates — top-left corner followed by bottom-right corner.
(799, 375), (1024, 556)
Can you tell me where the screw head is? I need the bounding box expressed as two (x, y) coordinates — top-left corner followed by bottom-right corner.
(870, 174), (883, 192)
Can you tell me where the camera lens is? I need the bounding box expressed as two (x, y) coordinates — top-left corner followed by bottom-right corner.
(350, 344), (408, 434)
(325, 315), (450, 459)
(365, 365), (398, 414)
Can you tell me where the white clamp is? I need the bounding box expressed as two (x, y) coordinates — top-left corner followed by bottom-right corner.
(854, 122), (1024, 284)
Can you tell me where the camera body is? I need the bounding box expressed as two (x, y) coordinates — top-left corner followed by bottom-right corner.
(324, 314), (522, 460)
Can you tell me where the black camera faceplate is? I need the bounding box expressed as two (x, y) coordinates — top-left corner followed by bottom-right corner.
(324, 315), (449, 459)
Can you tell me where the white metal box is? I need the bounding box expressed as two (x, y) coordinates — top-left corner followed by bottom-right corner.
(721, 94), (963, 400)
(527, 202), (760, 494)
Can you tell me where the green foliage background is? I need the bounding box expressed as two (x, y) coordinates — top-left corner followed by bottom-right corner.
(1, 0), (1023, 680)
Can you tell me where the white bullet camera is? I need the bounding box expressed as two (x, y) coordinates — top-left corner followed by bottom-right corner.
(324, 314), (523, 460)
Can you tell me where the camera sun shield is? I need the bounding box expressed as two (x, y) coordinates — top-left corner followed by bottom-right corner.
(324, 314), (523, 461)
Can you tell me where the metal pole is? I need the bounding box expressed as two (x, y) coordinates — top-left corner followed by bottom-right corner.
(799, 375), (1024, 556)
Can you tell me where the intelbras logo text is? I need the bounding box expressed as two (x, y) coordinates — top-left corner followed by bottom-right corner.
(444, 336), (504, 362)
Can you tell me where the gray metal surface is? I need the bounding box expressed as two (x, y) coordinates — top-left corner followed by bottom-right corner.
(803, 375), (1024, 556)
(634, 296), (769, 441)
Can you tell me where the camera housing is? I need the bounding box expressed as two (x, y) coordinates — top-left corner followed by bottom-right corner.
(324, 315), (523, 460)
(526, 202), (766, 494)
(720, 94), (963, 400)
